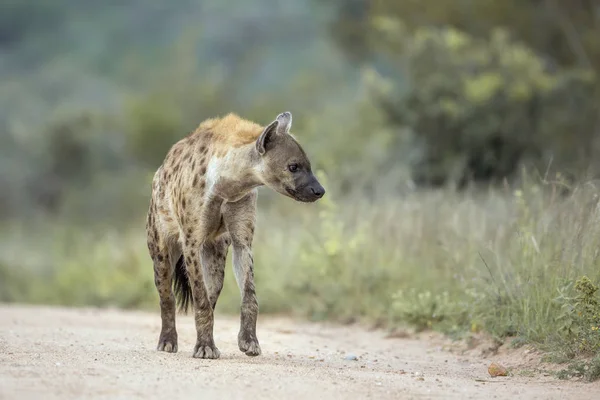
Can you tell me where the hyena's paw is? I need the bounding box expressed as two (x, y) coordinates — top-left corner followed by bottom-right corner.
(157, 330), (178, 353)
(238, 332), (261, 357)
(193, 342), (220, 359)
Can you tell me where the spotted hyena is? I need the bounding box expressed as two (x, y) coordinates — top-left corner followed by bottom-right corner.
(145, 111), (325, 359)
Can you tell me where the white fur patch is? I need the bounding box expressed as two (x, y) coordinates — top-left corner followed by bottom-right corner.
(205, 149), (244, 192)
(206, 156), (223, 191)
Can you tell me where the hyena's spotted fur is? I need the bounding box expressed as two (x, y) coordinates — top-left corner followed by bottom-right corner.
(146, 111), (325, 359)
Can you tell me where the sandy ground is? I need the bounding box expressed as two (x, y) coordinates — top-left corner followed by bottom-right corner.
(0, 304), (597, 400)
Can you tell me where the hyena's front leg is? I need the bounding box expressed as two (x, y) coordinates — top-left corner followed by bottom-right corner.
(200, 236), (230, 311)
(223, 192), (261, 357)
(232, 243), (260, 356)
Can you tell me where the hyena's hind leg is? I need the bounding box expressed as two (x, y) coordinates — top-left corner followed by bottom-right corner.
(147, 212), (181, 353)
(170, 234), (230, 359)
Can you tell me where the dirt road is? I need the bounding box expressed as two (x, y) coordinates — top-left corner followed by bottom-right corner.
(0, 304), (596, 399)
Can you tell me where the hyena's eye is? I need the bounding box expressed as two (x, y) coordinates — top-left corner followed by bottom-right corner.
(288, 163), (299, 173)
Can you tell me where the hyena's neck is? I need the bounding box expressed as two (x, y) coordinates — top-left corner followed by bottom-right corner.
(207, 143), (263, 202)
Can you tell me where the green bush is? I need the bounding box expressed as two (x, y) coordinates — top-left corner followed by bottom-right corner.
(365, 21), (599, 186)
(555, 276), (600, 356)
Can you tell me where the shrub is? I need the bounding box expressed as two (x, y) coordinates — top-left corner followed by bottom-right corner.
(365, 20), (599, 186)
(555, 276), (600, 356)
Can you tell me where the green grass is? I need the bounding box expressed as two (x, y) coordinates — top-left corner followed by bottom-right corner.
(1, 172), (600, 380)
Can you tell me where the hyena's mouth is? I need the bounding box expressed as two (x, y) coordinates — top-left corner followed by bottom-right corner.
(285, 186), (298, 199)
(285, 186), (316, 203)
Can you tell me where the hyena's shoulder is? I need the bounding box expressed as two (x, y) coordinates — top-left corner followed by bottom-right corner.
(156, 113), (264, 197)
(160, 112), (259, 171)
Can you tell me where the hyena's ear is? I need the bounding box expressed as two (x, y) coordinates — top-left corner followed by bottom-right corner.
(256, 111), (292, 155)
(256, 120), (278, 155)
(275, 111), (292, 134)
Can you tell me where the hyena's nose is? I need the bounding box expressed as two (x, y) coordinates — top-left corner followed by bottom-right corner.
(311, 186), (325, 198)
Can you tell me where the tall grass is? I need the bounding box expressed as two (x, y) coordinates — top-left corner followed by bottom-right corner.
(2, 172), (600, 378)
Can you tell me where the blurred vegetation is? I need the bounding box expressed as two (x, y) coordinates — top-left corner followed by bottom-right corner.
(365, 22), (598, 186)
(330, 0), (600, 186)
(330, 0), (600, 71)
(1, 0), (600, 379)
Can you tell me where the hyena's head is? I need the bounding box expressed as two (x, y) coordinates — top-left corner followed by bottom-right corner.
(255, 111), (325, 203)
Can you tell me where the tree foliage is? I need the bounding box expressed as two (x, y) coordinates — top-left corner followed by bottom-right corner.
(365, 21), (599, 185)
(330, 0), (600, 186)
(331, 0), (600, 72)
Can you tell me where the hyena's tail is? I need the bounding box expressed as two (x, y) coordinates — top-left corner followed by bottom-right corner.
(173, 255), (192, 314)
